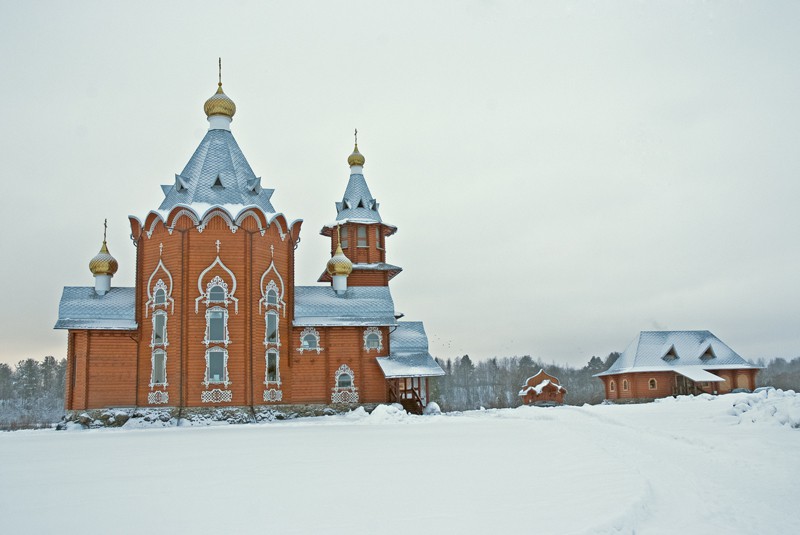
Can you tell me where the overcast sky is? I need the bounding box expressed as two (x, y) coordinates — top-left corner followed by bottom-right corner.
(1, 1), (798, 368)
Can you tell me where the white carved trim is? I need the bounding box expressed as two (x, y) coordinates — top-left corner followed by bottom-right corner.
(363, 327), (383, 352)
(198, 210), (237, 234)
(145, 261), (175, 317)
(149, 349), (168, 389)
(195, 255), (239, 314)
(331, 364), (359, 404)
(297, 326), (323, 354)
(263, 388), (283, 402)
(167, 209), (200, 233)
(203, 348), (230, 387)
(203, 306), (230, 347)
(201, 389), (232, 403)
(150, 310), (169, 348)
(259, 263), (286, 314)
(148, 390), (169, 404)
(235, 210), (265, 233)
(264, 349), (281, 386)
(146, 217), (163, 239)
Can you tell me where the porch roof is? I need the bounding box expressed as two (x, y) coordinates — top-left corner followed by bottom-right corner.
(673, 367), (725, 383)
(376, 353), (445, 378)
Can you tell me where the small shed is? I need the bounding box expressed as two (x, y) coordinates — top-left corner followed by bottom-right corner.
(519, 370), (567, 406)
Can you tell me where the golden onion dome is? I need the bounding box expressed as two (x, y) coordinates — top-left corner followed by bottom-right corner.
(89, 241), (119, 277)
(348, 143), (365, 167)
(204, 83), (236, 118)
(326, 243), (353, 277)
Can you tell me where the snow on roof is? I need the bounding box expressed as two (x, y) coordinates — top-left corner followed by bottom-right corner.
(518, 379), (566, 396)
(377, 321), (445, 378)
(54, 286), (137, 330)
(317, 262), (403, 283)
(673, 367), (725, 383)
(293, 286), (396, 326)
(334, 173), (382, 223)
(159, 129), (275, 213)
(596, 331), (758, 377)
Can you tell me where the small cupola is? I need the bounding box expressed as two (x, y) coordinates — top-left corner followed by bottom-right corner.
(89, 219), (118, 296)
(204, 58), (236, 131)
(347, 128), (365, 170)
(326, 227), (353, 295)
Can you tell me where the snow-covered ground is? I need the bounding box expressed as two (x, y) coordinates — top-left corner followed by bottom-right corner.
(1, 391), (798, 534)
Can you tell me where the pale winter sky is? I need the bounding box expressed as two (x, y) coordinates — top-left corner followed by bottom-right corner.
(0, 1), (798, 368)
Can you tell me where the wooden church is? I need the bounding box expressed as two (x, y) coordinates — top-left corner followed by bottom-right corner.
(55, 70), (444, 414)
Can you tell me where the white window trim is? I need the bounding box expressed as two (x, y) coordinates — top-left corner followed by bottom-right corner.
(145, 260), (175, 317)
(363, 327), (383, 352)
(204, 347), (230, 387)
(649, 378), (658, 390)
(297, 326), (323, 354)
(204, 306), (230, 347)
(149, 349), (168, 389)
(195, 256), (239, 314)
(151, 309), (168, 348)
(331, 364), (359, 404)
(264, 349), (281, 386)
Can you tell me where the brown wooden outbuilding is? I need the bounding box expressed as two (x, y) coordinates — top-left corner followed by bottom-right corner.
(519, 370), (567, 405)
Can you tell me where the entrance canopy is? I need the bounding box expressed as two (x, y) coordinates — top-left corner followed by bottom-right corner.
(376, 353), (445, 378)
(673, 367), (725, 382)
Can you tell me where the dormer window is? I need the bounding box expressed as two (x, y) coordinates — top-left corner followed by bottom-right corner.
(212, 175), (223, 188)
(662, 345), (678, 362)
(700, 345), (716, 360)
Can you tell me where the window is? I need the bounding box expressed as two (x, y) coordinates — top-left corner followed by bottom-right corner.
(205, 307), (228, 345)
(205, 349), (228, 385)
(623, 379), (629, 391)
(266, 310), (279, 344)
(266, 288), (278, 306)
(357, 226), (367, 247)
(151, 350), (167, 386)
(341, 227), (348, 249)
(338, 372), (352, 388)
(152, 311), (167, 347)
(266, 350), (279, 384)
(610, 380), (616, 392)
(363, 327), (383, 352)
(649, 378), (657, 390)
(297, 327), (321, 354)
(208, 284), (226, 302)
(375, 227), (383, 250)
(302, 334), (317, 349)
(154, 288), (166, 305)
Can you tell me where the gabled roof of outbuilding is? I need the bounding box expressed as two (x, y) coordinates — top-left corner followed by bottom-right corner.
(159, 129), (275, 214)
(54, 287), (137, 330)
(595, 330), (759, 377)
(293, 286), (396, 327)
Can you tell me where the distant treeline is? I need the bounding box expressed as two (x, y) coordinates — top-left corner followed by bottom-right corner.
(430, 354), (800, 412)
(0, 357), (66, 430)
(1, 354), (799, 428)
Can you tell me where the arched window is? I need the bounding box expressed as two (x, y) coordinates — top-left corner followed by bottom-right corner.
(331, 364), (359, 403)
(266, 310), (279, 345)
(363, 327), (383, 352)
(302, 333), (318, 349)
(265, 349), (279, 384)
(151, 349), (167, 386)
(623, 379), (629, 391)
(152, 310), (167, 347)
(154, 287), (166, 305)
(205, 307), (229, 346)
(649, 378), (657, 390)
(205, 348), (229, 386)
(208, 284), (226, 302)
(610, 380), (616, 392)
(267, 288), (278, 306)
(357, 226), (367, 247)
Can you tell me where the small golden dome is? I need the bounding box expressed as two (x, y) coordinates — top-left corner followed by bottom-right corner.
(326, 243), (353, 277)
(89, 241), (119, 277)
(348, 143), (365, 167)
(204, 83), (237, 118)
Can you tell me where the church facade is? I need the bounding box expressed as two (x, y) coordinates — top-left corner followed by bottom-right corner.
(55, 76), (443, 414)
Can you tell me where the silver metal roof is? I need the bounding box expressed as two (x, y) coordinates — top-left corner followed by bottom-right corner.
(595, 331), (759, 377)
(54, 287), (137, 330)
(159, 129), (275, 213)
(317, 262), (403, 283)
(377, 322), (445, 378)
(335, 173), (381, 222)
(293, 286), (396, 326)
